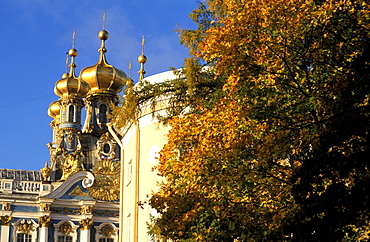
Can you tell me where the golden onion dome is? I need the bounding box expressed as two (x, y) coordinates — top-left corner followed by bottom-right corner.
(54, 48), (90, 98)
(79, 30), (127, 95)
(48, 101), (60, 119)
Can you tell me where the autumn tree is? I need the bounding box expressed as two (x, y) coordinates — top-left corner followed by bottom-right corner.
(114, 0), (370, 241)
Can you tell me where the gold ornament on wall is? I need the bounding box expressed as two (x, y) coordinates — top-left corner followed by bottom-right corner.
(40, 161), (52, 181)
(2, 203), (10, 211)
(58, 222), (72, 235)
(60, 153), (84, 181)
(87, 159), (120, 201)
(80, 205), (93, 214)
(80, 218), (93, 230)
(39, 215), (51, 227)
(100, 224), (115, 237)
(0, 215), (12, 225)
(18, 220), (35, 233)
(39, 203), (51, 212)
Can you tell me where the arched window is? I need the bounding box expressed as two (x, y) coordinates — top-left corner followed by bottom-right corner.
(99, 103), (108, 124)
(68, 105), (75, 122)
(13, 219), (38, 242)
(94, 223), (118, 242)
(58, 236), (73, 242)
(53, 220), (79, 242)
(16, 233), (32, 242)
(103, 143), (111, 153)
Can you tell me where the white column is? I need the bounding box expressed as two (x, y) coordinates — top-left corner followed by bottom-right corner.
(80, 218), (93, 242)
(39, 227), (48, 242)
(0, 225), (10, 242)
(80, 229), (90, 242)
(0, 215), (11, 242)
(38, 215), (50, 242)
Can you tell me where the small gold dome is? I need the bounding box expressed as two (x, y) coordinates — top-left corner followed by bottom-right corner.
(54, 75), (90, 98)
(54, 48), (90, 98)
(80, 31), (127, 95)
(48, 101), (60, 119)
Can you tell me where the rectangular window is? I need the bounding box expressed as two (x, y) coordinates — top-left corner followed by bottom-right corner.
(58, 235), (73, 242)
(126, 160), (133, 185)
(99, 238), (114, 242)
(127, 214), (131, 242)
(16, 233), (32, 242)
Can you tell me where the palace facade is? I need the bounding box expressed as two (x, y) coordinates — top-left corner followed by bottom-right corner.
(0, 27), (172, 242)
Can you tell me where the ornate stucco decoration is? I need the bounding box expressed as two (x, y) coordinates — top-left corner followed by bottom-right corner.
(99, 224), (115, 237)
(40, 161), (52, 181)
(93, 210), (119, 217)
(39, 215), (51, 227)
(82, 99), (94, 133)
(39, 203), (51, 212)
(0, 215), (12, 226)
(68, 185), (89, 197)
(2, 203), (10, 211)
(52, 207), (80, 215)
(96, 132), (117, 160)
(87, 159), (120, 201)
(80, 218), (93, 230)
(17, 219), (36, 233)
(80, 205), (93, 215)
(60, 153), (84, 181)
(58, 222), (72, 235)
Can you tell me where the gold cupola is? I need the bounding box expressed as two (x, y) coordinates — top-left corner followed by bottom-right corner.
(54, 48), (90, 98)
(79, 30), (127, 95)
(48, 101), (60, 120)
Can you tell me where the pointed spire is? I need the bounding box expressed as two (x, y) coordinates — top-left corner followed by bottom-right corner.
(138, 35), (147, 81)
(98, 12), (109, 65)
(68, 29), (78, 78)
(128, 60), (132, 79)
(72, 28), (76, 49)
(141, 35), (145, 56)
(102, 10), (107, 30)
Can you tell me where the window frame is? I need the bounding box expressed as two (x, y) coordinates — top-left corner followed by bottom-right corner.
(12, 219), (38, 242)
(94, 222), (119, 242)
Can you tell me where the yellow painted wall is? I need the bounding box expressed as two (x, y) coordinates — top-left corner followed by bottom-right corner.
(121, 112), (170, 242)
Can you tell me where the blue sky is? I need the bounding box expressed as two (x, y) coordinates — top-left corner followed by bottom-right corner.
(0, 1), (198, 170)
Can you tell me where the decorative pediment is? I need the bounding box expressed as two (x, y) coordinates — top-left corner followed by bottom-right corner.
(44, 171), (93, 200)
(54, 220), (79, 242)
(13, 219), (38, 233)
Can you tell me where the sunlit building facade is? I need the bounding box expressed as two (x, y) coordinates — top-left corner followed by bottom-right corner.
(0, 28), (172, 242)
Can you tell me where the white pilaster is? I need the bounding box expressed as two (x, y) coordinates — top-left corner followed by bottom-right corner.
(39, 226), (48, 242)
(80, 228), (91, 242)
(0, 225), (10, 242)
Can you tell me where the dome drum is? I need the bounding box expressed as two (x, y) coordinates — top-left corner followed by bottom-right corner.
(59, 122), (82, 130)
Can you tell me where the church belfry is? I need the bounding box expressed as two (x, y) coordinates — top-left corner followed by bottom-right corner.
(80, 30), (126, 135)
(46, 27), (127, 182)
(49, 46), (90, 181)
